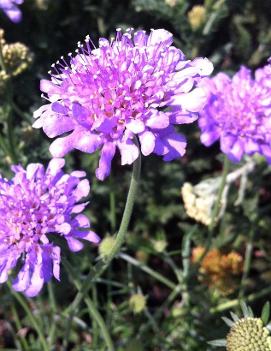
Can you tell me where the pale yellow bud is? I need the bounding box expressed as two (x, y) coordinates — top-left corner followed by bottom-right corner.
(129, 294), (146, 314)
(188, 5), (206, 31)
(98, 237), (115, 259)
(165, 0), (177, 7)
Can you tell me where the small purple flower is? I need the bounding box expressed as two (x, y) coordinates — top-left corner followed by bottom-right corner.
(198, 61), (271, 163)
(33, 28), (213, 180)
(0, 159), (99, 297)
(0, 0), (23, 23)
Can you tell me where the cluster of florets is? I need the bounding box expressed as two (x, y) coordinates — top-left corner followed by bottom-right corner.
(192, 247), (243, 296)
(226, 318), (271, 351)
(0, 159), (99, 297)
(198, 61), (271, 163)
(0, 29), (32, 84)
(0, 0), (23, 22)
(33, 28), (213, 180)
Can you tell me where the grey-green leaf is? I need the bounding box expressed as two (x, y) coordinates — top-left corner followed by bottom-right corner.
(222, 316), (235, 327)
(261, 301), (270, 325)
(208, 339), (227, 347)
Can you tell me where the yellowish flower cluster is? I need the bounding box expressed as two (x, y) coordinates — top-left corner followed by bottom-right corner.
(227, 318), (271, 351)
(34, 0), (49, 10)
(129, 294), (146, 314)
(0, 29), (32, 88)
(188, 5), (206, 30)
(192, 247), (243, 295)
(181, 182), (214, 226)
(165, 0), (177, 7)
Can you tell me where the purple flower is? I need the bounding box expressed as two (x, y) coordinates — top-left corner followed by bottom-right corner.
(0, 159), (99, 297)
(198, 61), (271, 163)
(33, 28), (213, 180)
(0, 0), (23, 23)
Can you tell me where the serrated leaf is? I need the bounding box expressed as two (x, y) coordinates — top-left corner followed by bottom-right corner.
(261, 302), (270, 325)
(208, 339), (227, 347)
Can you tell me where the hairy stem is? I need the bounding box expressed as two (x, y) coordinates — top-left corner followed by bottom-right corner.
(63, 259), (114, 351)
(104, 151), (141, 263)
(63, 151), (141, 344)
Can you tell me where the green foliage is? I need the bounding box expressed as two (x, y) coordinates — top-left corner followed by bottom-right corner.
(0, 0), (271, 350)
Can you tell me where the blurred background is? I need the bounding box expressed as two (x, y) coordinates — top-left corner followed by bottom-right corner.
(1, 0), (271, 350)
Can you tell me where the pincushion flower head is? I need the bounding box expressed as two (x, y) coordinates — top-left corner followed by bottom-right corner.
(33, 28), (213, 180)
(0, 159), (99, 297)
(210, 302), (271, 351)
(0, 0), (23, 23)
(198, 60), (271, 163)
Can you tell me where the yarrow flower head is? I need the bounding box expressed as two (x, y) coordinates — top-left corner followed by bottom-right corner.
(33, 28), (213, 180)
(0, 159), (99, 297)
(198, 60), (271, 163)
(0, 0), (23, 23)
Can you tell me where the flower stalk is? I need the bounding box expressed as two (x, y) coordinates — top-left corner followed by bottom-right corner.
(64, 151), (141, 342)
(104, 151), (141, 264)
(8, 282), (49, 351)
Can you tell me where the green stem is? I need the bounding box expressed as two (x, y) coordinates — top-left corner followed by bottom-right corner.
(200, 155), (230, 263)
(107, 179), (116, 324)
(209, 155), (230, 233)
(47, 283), (57, 348)
(91, 286), (99, 348)
(238, 228), (255, 299)
(211, 285), (271, 314)
(0, 37), (7, 72)
(62, 155), (140, 348)
(138, 285), (181, 336)
(109, 177), (116, 232)
(182, 226), (197, 281)
(105, 151), (141, 263)
(61, 307), (75, 351)
(85, 297), (114, 351)
(9, 283), (49, 351)
(181, 226), (197, 306)
(11, 304), (30, 351)
(66, 152), (141, 316)
(119, 253), (176, 290)
(63, 259), (114, 351)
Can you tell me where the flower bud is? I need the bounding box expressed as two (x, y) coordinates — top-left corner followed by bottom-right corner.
(188, 5), (206, 31)
(129, 294), (146, 314)
(98, 237), (115, 259)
